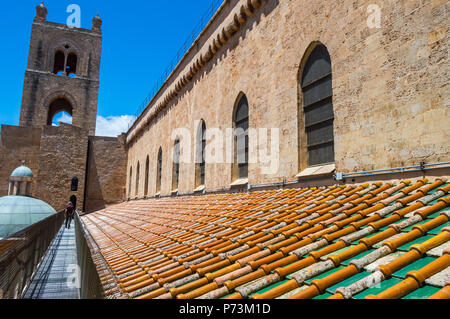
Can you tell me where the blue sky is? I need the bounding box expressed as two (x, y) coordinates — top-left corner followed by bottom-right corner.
(0, 0), (218, 136)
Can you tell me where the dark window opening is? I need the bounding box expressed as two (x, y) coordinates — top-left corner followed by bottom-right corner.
(234, 95), (249, 179)
(53, 51), (65, 75)
(301, 44), (335, 166)
(172, 139), (180, 191)
(71, 177), (79, 192)
(144, 156), (149, 197)
(195, 121), (207, 188)
(66, 53), (77, 77)
(156, 148), (162, 193)
(128, 167), (133, 197)
(135, 162), (140, 197)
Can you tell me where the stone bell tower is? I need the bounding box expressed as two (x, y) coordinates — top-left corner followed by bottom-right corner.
(19, 3), (103, 136)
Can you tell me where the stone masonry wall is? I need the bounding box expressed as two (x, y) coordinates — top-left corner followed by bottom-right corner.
(35, 124), (89, 211)
(84, 135), (128, 213)
(126, 0), (449, 198)
(0, 125), (42, 197)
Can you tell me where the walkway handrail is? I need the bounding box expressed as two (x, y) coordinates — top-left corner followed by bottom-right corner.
(0, 211), (64, 299)
(74, 211), (105, 299)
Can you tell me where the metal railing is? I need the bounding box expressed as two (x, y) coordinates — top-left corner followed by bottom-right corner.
(337, 162), (450, 180)
(128, 0), (225, 131)
(0, 211), (64, 299)
(74, 212), (104, 299)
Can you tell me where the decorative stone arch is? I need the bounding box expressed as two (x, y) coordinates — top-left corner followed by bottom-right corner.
(297, 41), (326, 85)
(297, 41), (335, 169)
(42, 91), (78, 126)
(47, 39), (83, 76)
(231, 91), (249, 125)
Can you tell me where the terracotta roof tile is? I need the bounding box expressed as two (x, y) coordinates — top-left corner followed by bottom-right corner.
(81, 179), (450, 299)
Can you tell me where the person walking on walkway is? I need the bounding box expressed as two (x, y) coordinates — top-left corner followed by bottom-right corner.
(65, 201), (75, 229)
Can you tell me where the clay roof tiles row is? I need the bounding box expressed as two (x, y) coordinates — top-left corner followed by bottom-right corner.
(81, 178), (450, 299)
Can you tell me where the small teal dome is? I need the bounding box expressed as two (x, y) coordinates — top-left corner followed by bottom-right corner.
(0, 196), (57, 238)
(11, 166), (34, 178)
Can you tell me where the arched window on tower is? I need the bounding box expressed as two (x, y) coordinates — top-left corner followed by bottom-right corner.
(301, 44), (335, 166)
(144, 156), (149, 197)
(47, 98), (73, 126)
(172, 139), (180, 192)
(66, 53), (77, 78)
(53, 51), (65, 75)
(233, 95), (249, 181)
(71, 177), (79, 192)
(156, 148), (162, 194)
(135, 162), (140, 197)
(195, 120), (207, 188)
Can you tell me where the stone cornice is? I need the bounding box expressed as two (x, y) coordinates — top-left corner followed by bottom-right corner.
(126, 0), (266, 145)
(25, 69), (100, 83)
(32, 20), (102, 38)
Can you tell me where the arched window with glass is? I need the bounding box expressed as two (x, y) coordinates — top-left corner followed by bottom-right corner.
(233, 94), (249, 180)
(172, 139), (180, 191)
(301, 44), (335, 166)
(195, 120), (207, 188)
(156, 148), (162, 194)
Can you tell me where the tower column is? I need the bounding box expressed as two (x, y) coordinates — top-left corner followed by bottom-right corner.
(14, 182), (20, 196)
(25, 182), (31, 197)
(8, 181), (14, 196)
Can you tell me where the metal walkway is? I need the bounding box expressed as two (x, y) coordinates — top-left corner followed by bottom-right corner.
(24, 222), (80, 299)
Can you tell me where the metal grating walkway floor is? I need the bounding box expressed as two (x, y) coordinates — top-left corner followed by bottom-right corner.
(24, 223), (80, 299)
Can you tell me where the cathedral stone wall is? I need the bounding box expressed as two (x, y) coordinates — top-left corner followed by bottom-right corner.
(126, 0), (449, 198)
(84, 135), (128, 213)
(34, 124), (89, 211)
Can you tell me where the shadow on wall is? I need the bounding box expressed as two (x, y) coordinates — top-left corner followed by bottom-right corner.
(84, 140), (105, 213)
(84, 137), (128, 213)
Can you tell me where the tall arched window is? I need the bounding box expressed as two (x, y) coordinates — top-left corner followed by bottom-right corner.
(144, 156), (149, 197)
(301, 44), (335, 166)
(53, 51), (65, 75)
(135, 161), (140, 197)
(233, 95), (249, 180)
(172, 139), (180, 191)
(195, 120), (207, 188)
(156, 148), (162, 193)
(47, 98), (73, 126)
(128, 166), (133, 197)
(66, 53), (77, 77)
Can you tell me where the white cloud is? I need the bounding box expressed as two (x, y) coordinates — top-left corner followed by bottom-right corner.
(95, 115), (136, 137)
(52, 112), (135, 137)
(53, 112), (73, 125)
